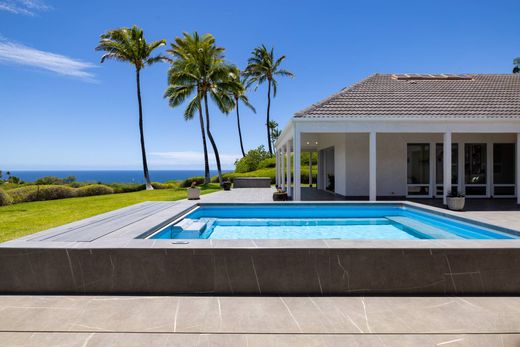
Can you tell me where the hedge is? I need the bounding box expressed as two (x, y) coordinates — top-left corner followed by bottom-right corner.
(8, 185), (76, 203)
(181, 176), (206, 188)
(0, 189), (13, 206)
(76, 184), (114, 197)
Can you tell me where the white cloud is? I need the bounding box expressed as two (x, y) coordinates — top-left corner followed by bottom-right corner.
(0, 39), (96, 80)
(0, 0), (51, 15)
(150, 151), (240, 168)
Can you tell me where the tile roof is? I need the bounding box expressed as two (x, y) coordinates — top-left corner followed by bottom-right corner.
(295, 74), (520, 118)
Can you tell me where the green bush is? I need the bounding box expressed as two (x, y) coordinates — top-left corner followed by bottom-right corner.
(257, 157), (276, 169)
(8, 185), (77, 203)
(234, 146), (271, 173)
(151, 182), (177, 189)
(181, 176), (206, 188)
(108, 183), (146, 193)
(0, 189), (13, 206)
(76, 184), (114, 197)
(34, 176), (76, 185)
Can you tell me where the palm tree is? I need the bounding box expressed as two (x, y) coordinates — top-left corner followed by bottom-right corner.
(514, 57), (520, 73)
(96, 26), (166, 190)
(268, 120), (281, 152)
(244, 45), (293, 156)
(229, 67), (256, 157)
(165, 33), (238, 185)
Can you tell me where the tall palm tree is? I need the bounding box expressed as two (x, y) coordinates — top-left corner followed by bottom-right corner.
(244, 45), (293, 156)
(96, 26), (166, 190)
(229, 67), (256, 157)
(514, 57), (520, 73)
(165, 33), (238, 184)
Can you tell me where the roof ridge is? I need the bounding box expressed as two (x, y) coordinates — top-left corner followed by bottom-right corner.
(294, 74), (380, 117)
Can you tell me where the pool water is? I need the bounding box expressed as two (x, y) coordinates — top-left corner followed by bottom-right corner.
(149, 204), (518, 240)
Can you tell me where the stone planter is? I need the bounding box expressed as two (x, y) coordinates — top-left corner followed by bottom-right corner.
(222, 182), (232, 191)
(447, 197), (465, 211)
(273, 192), (288, 201)
(187, 187), (200, 200)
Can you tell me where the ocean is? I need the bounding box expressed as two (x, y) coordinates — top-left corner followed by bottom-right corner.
(7, 170), (231, 184)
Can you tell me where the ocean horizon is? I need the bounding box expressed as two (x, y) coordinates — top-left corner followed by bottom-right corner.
(7, 170), (232, 184)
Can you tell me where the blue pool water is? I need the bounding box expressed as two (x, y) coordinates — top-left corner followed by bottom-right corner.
(149, 204), (518, 240)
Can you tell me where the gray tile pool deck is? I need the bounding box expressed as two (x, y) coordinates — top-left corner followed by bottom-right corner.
(3, 188), (520, 345)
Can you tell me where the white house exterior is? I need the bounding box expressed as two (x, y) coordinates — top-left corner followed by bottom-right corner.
(275, 74), (520, 203)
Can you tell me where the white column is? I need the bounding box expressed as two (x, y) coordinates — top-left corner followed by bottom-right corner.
(309, 152), (313, 188)
(369, 132), (377, 201)
(286, 143), (292, 197)
(275, 150), (279, 187)
(443, 132), (452, 205)
(281, 148), (286, 190)
(517, 134), (520, 204)
(293, 128), (301, 201)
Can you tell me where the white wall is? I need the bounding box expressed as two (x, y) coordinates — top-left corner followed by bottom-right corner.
(313, 132), (517, 197)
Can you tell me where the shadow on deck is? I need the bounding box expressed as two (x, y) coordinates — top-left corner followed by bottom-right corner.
(301, 187), (520, 212)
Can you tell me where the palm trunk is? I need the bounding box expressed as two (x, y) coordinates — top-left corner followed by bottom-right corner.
(136, 68), (153, 190)
(266, 80), (273, 156)
(203, 93), (223, 185)
(197, 101), (211, 184)
(236, 97), (246, 157)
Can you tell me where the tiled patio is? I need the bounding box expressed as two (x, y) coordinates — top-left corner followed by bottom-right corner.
(3, 188), (520, 345)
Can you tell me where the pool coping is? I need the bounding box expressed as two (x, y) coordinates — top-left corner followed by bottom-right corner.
(2, 200), (520, 250)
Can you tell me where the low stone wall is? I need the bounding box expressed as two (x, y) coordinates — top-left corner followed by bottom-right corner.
(233, 177), (271, 188)
(2, 246), (520, 295)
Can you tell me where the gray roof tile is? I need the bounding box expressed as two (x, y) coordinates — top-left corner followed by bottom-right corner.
(295, 74), (520, 118)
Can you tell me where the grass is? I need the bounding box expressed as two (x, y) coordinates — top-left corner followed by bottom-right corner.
(0, 184), (220, 242)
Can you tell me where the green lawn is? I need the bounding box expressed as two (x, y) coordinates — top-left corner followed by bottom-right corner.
(0, 185), (220, 243)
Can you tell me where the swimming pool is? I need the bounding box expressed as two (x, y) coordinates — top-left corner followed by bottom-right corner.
(148, 203), (518, 240)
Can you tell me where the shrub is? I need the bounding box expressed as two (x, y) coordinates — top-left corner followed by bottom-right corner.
(0, 189), (13, 206)
(108, 183), (145, 193)
(151, 182), (177, 189)
(257, 157), (276, 169)
(34, 176), (76, 185)
(181, 176), (206, 188)
(76, 184), (114, 197)
(234, 146), (271, 173)
(8, 185), (77, 203)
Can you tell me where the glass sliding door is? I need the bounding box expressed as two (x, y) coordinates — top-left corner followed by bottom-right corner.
(407, 144), (431, 197)
(493, 143), (515, 197)
(464, 143), (487, 196)
(435, 143), (459, 197)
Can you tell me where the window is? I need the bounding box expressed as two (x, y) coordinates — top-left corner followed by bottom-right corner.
(407, 144), (430, 196)
(493, 144), (515, 196)
(464, 144), (487, 196)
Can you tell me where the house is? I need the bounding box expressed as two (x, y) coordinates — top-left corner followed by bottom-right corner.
(275, 73), (520, 203)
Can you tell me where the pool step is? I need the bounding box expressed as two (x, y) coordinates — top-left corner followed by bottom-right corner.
(175, 219), (208, 232)
(387, 216), (464, 239)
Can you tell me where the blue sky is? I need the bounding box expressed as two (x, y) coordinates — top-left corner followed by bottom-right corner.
(1, 0), (519, 170)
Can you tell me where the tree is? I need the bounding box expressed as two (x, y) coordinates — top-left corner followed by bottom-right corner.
(165, 32), (238, 185)
(244, 45), (293, 156)
(514, 57), (520, 73)
(268, 120), (281, 151)
(229, 67), (256, 157)
(96, 26), (166, 190)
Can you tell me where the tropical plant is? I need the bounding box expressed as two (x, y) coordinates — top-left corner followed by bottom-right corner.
(234, 145), (271, 173)
(165, 32), (239, 184)
(229, 67), (256, 157)
(96, 26), (166, 190)
(268, 120), (281, 152)
(244, 45), (293, 156)
(514, 57), (520, 73)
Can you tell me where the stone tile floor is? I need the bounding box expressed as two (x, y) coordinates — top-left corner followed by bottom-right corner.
(1, 295), (520, 346)
(3, 188), (520, 346)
